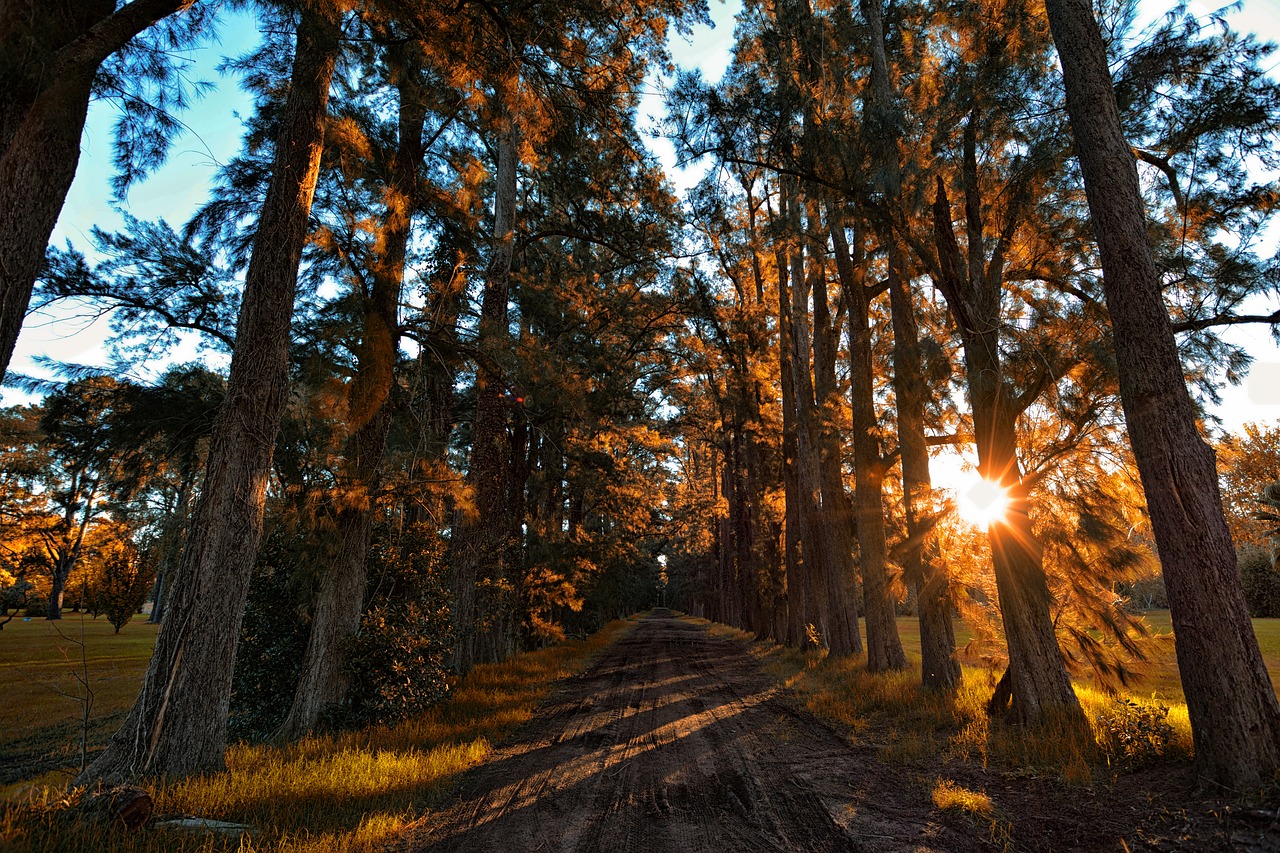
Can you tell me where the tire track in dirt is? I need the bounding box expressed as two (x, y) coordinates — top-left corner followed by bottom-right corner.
(396, 612), (964, 853)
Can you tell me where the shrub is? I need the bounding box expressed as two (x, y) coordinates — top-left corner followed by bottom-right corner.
(228, 526), (310, 742)
(1093, 698), (1176, 765)
(334, 524), (454, 726)
(1239, 544), (1280, 618)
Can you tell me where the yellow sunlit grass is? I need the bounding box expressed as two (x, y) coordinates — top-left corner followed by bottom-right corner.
(685, 613), (1196, 784)
(931, 778), (993, 816)
(0, 618), (635, 853)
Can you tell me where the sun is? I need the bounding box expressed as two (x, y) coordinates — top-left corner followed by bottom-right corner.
(954, 475), (1011, 527)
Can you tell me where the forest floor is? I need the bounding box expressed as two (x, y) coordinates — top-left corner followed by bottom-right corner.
(392, 611), (1280, 853)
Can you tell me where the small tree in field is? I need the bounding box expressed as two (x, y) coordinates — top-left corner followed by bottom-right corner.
(93, 540), (154, 633)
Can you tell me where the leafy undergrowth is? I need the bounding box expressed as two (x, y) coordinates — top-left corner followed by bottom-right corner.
(0, 618), (634, 853)
(687, 615), (1194, 781)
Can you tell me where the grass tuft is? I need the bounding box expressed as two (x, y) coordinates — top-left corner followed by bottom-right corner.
(931, 778), (994, 816)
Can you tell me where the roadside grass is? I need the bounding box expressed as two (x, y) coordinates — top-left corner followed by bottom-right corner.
(687, 613), (1233, 782)
(0, 618), (634, 853)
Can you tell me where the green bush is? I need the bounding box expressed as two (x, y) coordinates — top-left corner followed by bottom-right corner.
(91, 542), (155, 633)
(334, 525), (454, 726)
(228, 526), (311, 742)
(1239, 544), (1280, 618)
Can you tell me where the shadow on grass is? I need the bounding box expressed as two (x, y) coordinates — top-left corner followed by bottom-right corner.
(0, 619), (636, 853)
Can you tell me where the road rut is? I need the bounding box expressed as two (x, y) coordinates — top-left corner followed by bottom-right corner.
(398, 612), (962, 853)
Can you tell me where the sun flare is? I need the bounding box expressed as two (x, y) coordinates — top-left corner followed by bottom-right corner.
(954, 476), (1011, 527)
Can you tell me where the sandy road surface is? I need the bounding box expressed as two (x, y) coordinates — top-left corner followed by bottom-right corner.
(398, 612), (965, 853)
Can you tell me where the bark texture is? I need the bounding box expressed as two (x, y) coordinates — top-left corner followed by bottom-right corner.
(452, 116), (520, 673)
(78, 9), (340, 782)
(278, 49), (426, 737)
(1045, 0), (1280, 788)
(932, 169), (1080, 724)
(859, 0), (959, 690)
(828, 209), (905, 672)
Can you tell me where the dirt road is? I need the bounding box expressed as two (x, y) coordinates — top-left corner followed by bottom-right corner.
(399, 612), (964, 853)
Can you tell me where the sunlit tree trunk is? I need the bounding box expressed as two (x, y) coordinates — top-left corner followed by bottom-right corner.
(278, 49), (426, 737)
(1046, 0), (1280, 787)
(79, 8), (341, 782)
(932, 171), (1080, 725)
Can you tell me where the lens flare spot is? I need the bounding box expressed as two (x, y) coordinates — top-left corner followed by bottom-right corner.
(956, 477), (1011, 527)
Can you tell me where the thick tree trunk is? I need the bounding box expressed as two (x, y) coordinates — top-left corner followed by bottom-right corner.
(809, 206), (868, 659)
(277, 50), (426, 738)
(47, 562), (70, 621)
(78, 9), (340, 783)
(828, 209), (904, 671)
(932, 178), (1080, 724)
(888, 256), (959, 690)
(452, 118), (520, 673)
(1045, 0), (1280, 788)
(0, 0), (194, 383)
(967, 359), (1078, 724)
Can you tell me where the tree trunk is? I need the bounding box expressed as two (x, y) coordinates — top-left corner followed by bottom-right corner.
(452, 114), (520, 673)
(0, 0), (194, 383)
(859, 0), (958, 690)
(1045, 0), (1280, 788)
(775, 237), (806, 648)
(889, 255), (958, 690)
(932, 177), (1080, 724)
(277, 48), (427, 738)
(47, 560), (69, 621)
(78, 9), (340, 783)
(827, 208), (904, 671)
(789, 193), (859, 655)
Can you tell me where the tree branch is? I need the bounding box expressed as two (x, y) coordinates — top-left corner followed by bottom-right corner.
(1172, 309), (1280, 334)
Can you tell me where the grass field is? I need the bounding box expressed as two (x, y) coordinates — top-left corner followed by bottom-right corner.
(1, 617), (636, 853)
(0, 615), (160, 788)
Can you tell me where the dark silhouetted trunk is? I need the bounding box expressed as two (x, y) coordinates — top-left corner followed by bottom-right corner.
(278, 50), (427, 737)
(775, 236), (806, 649)
(1046, 0), (1280, 788)
(789, 191), (859, 655)
(452, 111), (520, 673)
(79, 9), (340, 782)
(0, 0), (195, 383)
(828, 208), (905, 671)
(859, 0), (958, 689)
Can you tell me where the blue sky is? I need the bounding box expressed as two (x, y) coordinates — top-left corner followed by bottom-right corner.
(11, 0), (1280, 432)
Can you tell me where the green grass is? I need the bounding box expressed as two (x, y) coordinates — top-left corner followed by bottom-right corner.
(0, 614), (160, 789)
(1, 617), (635, 853)
(1133, 610), (1280, 701)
